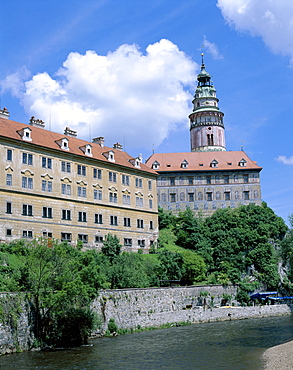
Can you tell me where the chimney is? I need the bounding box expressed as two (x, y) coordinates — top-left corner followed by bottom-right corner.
(0, 107), (10, 119)
(29, 116), (45, 128)
(92, 137), (105, 147)
(113, 142), (123, 150)
(64, 127), (77, 137)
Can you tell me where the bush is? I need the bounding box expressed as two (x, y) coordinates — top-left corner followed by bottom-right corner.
(108, 318), (118, 333)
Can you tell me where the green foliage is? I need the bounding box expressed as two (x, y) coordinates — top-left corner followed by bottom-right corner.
(157, 249), (183, 281)
(170, 203), (288, 287)
(158, 228), (177, 248)
(180, 250), (206, 285)
(50, 307), (97, 346)
(158, 207), (176, 229)
(0, 239), (107, 347)
(280, 213), (293, 282)
(108, 252), (155, 289)
(108, 318), (118, 333)
(101, 234), (122, 263)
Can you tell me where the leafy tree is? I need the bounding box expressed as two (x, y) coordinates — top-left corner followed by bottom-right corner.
(180, 250), (206, 285)
(101, 234), (121, 263)
(158, 207), (176, 229)
(109, 252), (151, 289)
(158, 228), (177, 248)
(157, 249), (183, 282)
(1, 239), (106, 347)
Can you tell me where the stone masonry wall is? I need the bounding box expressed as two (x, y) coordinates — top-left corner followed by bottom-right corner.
(0, 293), (35, 355)
(92, 286), (292, 333)
(1, 287), (292, 354)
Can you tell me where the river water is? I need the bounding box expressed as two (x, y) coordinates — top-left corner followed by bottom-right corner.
(1, 315), (293, 369)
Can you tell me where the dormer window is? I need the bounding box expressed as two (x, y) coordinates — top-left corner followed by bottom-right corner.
(18, 127), (32, 142)
(129, 157), (141, 168)
(181, 160), (188, 169)
(210, 159), (218, 168)
(56, 137), (69, 151)
(152, 160), (160, 170)
(103, 150), (115, 162)
(239, 158), (247, 167)
(80, 144), (92, 157)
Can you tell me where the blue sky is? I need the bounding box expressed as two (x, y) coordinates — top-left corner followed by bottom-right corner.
(1, 0), (292, 223)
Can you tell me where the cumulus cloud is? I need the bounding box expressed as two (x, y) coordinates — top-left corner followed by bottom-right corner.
(202, 36), (223, 59)
(217, 0), (293, 63)
(1, 67), (30, 98)
(276, 155), (293, 165)
(16, 39), (197, 150)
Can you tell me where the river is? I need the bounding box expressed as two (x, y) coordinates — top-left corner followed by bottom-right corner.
(1, 315), (293, 369)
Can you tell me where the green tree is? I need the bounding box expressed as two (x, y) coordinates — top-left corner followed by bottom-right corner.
(109, 252), (151, 289)
(101, 234), (122, 263)
(180, 250), (206, 285)
(157, 249), (183, 282)
(158, 207), (176, 229)
(7, 239), (105, 347)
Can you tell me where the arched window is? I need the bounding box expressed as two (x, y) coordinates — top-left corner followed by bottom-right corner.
(207, 134), (214, 146)
(216, 191), (221, 200)
(198, 192), (203, 200)
(235, 191), (239, 200)
(161, 193), (166, 202)
(180, 192), (185, 201)
(253, 190), (259, 199)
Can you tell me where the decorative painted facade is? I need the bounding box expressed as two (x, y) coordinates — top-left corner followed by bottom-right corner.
(146, 56), (262, 216)
(0, 111), (158, 251)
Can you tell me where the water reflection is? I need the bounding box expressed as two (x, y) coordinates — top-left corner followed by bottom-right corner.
(1, 316), (293, 369)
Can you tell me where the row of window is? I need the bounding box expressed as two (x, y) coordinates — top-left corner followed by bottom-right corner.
(5, 176), (153, 208)
(6, 150), (152, 189)
(161, 190), (259, 202)
(158, 174), (256, 186)
(4, 229), (148, 247)
(5, 202), (154, 228)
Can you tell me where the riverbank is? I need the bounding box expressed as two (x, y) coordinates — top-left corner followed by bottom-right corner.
(93, 287), (293, 334)
(262, 339), (293, 369)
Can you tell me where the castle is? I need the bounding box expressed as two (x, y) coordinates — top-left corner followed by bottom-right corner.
(0, 55), (263, 248)
(145, 55), (262, 216)
(0, 110), (158, 250)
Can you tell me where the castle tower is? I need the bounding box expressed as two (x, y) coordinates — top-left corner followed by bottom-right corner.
(189, 54), (226, 152)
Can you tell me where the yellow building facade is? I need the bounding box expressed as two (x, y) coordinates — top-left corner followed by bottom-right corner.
(0, 112), (158, 251)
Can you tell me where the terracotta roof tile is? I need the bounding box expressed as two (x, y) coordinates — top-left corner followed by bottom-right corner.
(0, 117), (157, 175)
(146, 151), (262, 172)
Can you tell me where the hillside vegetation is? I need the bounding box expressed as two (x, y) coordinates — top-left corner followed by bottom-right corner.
(0, 203), (292, 346)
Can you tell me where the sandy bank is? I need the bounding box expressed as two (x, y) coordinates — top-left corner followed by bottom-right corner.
(262, 339), (293, 369)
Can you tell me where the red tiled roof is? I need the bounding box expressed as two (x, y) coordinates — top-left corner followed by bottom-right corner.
(0, 117), (157, 175)
(146, 151), (262, 172)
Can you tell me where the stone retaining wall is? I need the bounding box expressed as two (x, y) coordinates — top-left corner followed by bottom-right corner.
(92, 286), (292, 332)
(0, 294), (35, 355)
(1, 286), (292, 355)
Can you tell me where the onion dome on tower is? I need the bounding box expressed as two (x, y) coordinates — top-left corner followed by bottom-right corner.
(189, 54), (226, 152)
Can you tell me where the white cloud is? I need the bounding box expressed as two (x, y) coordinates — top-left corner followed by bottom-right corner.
(202, 36), (223, 60)
(0, 67), (30, 98)
(217, 0), (293, 62)
(18, 39), (197, 150)
(276, 155), (293, 165)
